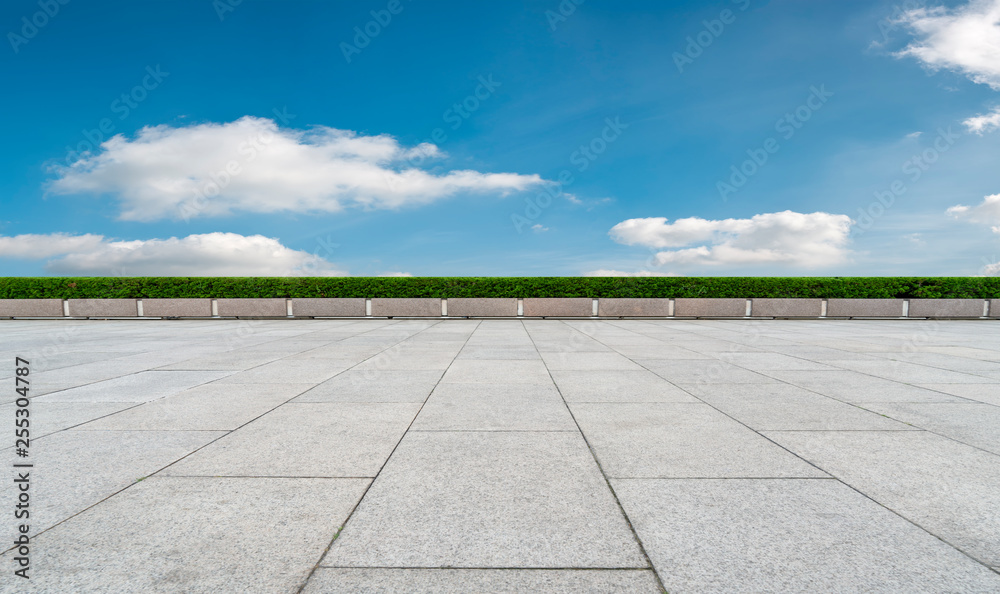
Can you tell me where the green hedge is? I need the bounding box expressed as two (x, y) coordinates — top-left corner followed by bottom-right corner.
(0, 277), (998, 299)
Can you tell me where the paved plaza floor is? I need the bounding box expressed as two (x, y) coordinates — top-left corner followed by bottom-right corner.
(2, 318), (1000, 592)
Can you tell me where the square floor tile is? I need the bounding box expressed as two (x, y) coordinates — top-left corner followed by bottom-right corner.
(323, 432), (644, 568)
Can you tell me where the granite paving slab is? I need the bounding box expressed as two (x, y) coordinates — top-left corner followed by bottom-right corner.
(3, 318), (999, 590)
(570, 403), (826, 478)
(857, 402), (1000, 455)
(35, 370), (233, 403)
(160, 403), (421, 477)
(76, 383), (315, 431)
(294, 370), (444, 403)
(440, 359), (552, 384)
(614, 478), (1000, 592)
(323, 431), (645, 568)
(764, 370), (975, 404)
(678, 383), (916, 431)
(304, 569), (661, 593)
(0, 401), (136, 438)
(915, 383), (1000, 406)
(1, 477), (369, 593)
(763, 430), (1000, 568)
(2, 429), (224, 540)
(550, 369), (699, 403)
(411, 383), (576, 431)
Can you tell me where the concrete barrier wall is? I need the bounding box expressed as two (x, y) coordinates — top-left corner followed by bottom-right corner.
(598, 298), (671, 317)
(0, 299), (64, 317)
(908, 299), (984, 319)
(216, 298), (287, 318)
(522, 298), (593, 317)
(2, 297), (998, 320)
(752, 298), (823, 318)
(68, 299), (138, 317)
(142, 299), (213, 318)
(371, 298), (442, 318)
(447, 298), (518, 318)
(674, 298), (746, 318)
(827, 299), (905, 318)
(292, 298), (366, 318)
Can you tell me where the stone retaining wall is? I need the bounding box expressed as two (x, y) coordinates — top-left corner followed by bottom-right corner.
(0, 298), (995, 319)
(447, 298), (518, 318)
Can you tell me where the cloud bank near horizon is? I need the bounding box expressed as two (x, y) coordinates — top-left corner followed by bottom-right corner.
(0, 232), (346, 276)
(609, 211), (855, 268)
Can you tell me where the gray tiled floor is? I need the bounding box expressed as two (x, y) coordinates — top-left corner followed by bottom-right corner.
(2, 319), (1000, 592)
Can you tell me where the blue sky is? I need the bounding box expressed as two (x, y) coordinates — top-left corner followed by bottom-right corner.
(2, 0), (1000, 277)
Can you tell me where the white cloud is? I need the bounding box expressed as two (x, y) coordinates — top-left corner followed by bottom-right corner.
(583, 269), (678, 277)
(963, 107), (1000, 134)
(905, 131), (924, 139)
(0, 232), (346, 276)
(609, 211), (854, 268)
(984, 261), (1000, 275)
(531, 224), (549, 233)
(895, 0), (1000, 89)
(0, 233), (105, 258)
(378, 272), (413, 277)
(948, 193), (1000, 231)
(48, 117), (547, 222)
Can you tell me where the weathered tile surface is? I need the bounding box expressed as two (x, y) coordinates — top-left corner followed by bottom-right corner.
(2, 318), (998, 591)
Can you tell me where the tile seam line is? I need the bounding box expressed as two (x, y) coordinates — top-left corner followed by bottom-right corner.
(617, 322), (993, 414)
(604, 321), (1000, 577)
(818, 351), (1000, 381)
(609, 476), (839, 480)
(748, 370), (1000, 458)
(312, 565), (653, 571)
(0, 320), (443, 555)
(586, 318), (767, 358)
(531, 320), (668, 594)
(148, 475), (380, 479)
(30, 317), (362, 400)
(295, 319), (480, 594)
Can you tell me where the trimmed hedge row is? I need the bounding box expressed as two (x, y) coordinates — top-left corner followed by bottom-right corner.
(0, 277), (998, 299)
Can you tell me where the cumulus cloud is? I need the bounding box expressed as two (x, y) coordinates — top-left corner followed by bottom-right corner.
(609, 211), (854, 268)
(0, 233), (105, 258)
(964, 107), (1000, 134)
(48, 117), (547, 221)
(948, 193), (1000, 232)
(583, 269), (678, 277)
(895, 0), (1000, 89)
(0, 232), (346, 276)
